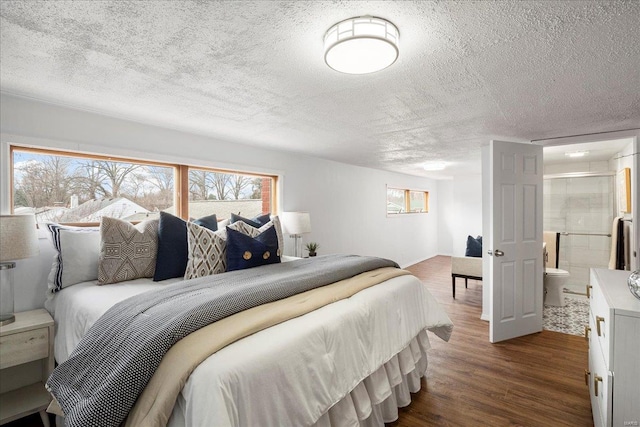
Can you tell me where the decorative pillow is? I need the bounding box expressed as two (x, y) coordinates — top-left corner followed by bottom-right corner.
(226, 225), (280, 271)
(192, 214), (218, 231)
(46, 223), (101, 293)
(229, 217), (283, 256)
(154, 212), (218, 281)
(268, 215), (284, 254)
(98, 217), (159, 285)
(184, 222), (228, 279)
(230, 213), (271, 228)
(184, 220), (264, 279)
(465, 235), (483, 257)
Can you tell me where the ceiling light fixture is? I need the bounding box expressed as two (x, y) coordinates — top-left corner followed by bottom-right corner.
(565, 151), (589, 158)
(324, 16), (399, 75)
(422, 161), (447, 171)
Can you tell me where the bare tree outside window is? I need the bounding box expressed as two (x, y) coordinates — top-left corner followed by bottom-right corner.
(12, 148), (275, 223)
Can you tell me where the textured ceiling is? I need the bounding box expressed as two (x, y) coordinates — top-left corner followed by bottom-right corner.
(1, 1), (639, 178)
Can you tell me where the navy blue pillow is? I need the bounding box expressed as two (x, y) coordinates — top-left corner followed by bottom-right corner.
(226, 225), (280, 272)
(153, 212), (218, 281)
(193, 214), (218, 231)
(230, 213), (271, 228)
(465, 235), (483, 257)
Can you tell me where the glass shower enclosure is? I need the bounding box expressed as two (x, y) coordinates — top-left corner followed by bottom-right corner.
(543, 173), (615, 293)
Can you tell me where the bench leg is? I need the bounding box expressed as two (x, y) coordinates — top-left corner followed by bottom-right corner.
(465, 277), (468, 288)
(452, 276), (456, 299)
(39, 410), (51, 427)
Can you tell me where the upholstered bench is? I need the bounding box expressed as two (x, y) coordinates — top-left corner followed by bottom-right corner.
(451, 256), (482, 298)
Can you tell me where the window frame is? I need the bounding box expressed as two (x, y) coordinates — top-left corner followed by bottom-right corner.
(10, 145), (278, 224)
(386, 186), (429, 216)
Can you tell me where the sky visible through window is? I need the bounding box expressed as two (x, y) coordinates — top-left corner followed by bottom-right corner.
(12, 149), (269, 223)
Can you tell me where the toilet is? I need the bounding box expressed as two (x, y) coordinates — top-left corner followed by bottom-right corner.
(543, 238), (571, 307)
(544, 267), (570, 306)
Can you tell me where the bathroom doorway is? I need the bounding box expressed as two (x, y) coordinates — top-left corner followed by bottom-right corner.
(542, 136), (635, 293)
(543, 172), (615, 293)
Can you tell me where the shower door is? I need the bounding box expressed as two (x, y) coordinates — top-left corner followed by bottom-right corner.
(543, 173), (615, 292)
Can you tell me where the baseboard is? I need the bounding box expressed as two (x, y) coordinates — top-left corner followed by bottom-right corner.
(400, 254), (439, 269)
(480, 312), (489, 322)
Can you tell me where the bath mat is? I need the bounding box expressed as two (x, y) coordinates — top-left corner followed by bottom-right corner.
(543, 295), (589, 336)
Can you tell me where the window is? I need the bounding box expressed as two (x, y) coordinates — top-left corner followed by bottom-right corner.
(11, 146), (276, 224)
(386, 187), (429, 215)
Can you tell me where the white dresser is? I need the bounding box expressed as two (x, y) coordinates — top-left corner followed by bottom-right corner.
(587, 268), (640, 427)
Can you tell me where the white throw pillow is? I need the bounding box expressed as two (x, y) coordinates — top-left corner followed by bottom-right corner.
(46, 224), (101, 293)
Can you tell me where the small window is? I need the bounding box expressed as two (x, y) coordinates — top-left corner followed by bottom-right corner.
(386, 187), (429, 215)
(386, 188), (406, 214)
(188, 168), (273, 219)
(409, 190), (428, 213)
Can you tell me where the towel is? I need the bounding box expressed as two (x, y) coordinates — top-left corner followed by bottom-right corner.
(616, 218), (625, 269)
(608, 217), (622, 269)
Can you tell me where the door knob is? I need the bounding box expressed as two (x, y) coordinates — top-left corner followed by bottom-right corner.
(494, 249), (504, 257)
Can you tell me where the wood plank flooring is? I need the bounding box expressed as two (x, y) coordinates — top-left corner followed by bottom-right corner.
(390, 255), (593, 427)
(7, 255), (593, 427)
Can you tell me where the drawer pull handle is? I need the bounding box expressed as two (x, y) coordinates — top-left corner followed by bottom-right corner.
(594, 375), (603, 396)
(584, 325), (591, 341)
(586, 285), (592, 298)
(596, 316), (605, 336)
(584, 369), (590, 386)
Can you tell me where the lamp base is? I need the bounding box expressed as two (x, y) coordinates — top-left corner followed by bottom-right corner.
(0, 313), (15, 326)
(0, 261), (16, 327)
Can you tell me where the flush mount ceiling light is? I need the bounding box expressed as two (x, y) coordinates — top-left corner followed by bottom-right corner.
(565, 151), (589, 158)
(422, 161), (447, 171)
(324, 16), (399, 75)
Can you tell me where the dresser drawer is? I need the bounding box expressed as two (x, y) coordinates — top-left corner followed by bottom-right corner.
(0, 327), (49, 370)
(588, 336), (612, 427)
(589, 278), (612, 367)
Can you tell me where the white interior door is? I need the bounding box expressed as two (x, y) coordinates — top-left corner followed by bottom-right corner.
(488, 140), (543, 343)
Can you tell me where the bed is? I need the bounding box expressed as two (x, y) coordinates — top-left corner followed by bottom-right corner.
(43, 218), (453, 427)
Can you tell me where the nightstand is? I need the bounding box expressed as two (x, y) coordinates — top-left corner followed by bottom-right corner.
(0, 309), (54, 427)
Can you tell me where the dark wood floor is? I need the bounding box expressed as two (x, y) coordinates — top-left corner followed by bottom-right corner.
(8, 255), (593, 427)
(389, 255), (594, 427)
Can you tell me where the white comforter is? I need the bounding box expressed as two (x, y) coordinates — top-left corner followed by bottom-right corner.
(48, 271), (452, 427)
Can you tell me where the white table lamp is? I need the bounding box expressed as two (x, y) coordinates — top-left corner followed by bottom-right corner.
(0, 214), (39, 326)
(281, 212), (311, 257)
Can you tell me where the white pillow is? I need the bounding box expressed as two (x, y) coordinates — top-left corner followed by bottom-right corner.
(46, 224), (101, 293)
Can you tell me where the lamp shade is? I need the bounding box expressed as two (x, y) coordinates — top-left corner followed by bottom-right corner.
(280, 212), (311, 235)
(0, 215), (39, 262)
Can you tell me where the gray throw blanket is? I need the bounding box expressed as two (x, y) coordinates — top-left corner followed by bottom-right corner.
(46, 254), (398, 427)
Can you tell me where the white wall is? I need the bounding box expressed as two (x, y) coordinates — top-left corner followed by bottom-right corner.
(452, 175), (483, 256)
(436, 175), (483, 257)
(436, 180), (453, 256)
(0, 94), (441, 311)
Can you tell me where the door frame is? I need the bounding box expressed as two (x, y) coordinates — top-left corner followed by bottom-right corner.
(534, 129), (639, 271)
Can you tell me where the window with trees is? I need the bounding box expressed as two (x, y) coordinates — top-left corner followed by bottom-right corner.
(386, 187), (429, 215)
(11, 147), (276, 224)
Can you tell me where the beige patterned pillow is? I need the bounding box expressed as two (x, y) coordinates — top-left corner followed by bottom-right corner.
(267, 216), (284, 254)
(185, 221), (261, 279)
(98, 217), (159, 285)
(185, 223), (227, 279)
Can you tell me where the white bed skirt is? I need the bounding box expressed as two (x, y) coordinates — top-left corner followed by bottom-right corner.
(312, 329), (431, 427)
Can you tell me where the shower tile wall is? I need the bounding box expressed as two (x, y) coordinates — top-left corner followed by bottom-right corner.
(543, 175), (614, 289)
